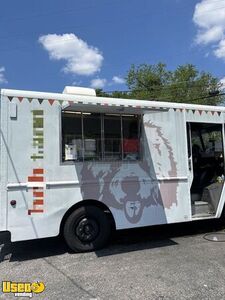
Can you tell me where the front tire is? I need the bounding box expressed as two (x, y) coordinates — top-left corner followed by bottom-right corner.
(63, 205), (111, 252)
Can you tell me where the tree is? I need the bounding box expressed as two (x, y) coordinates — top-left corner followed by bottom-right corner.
(96, 63), (223, 105)
(95, 89), (130, 99)
(126, 63), (223, 105)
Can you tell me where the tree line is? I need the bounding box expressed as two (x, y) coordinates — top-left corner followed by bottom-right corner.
(96, 63), (224, 105)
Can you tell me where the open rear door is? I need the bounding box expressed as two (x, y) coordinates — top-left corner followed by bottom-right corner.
(187, 122), (225, 217)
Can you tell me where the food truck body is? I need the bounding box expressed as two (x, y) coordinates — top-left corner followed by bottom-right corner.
(0, 86), (225, 251)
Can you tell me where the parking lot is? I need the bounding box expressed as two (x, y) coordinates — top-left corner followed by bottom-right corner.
(0, 220), (225, 300)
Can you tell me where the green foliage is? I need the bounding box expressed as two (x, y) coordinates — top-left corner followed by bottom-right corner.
(95, 89), (130, 99)
(126, 63), (222, 105)
(95, 89), (109, 97)
(96, 63), (224, 105)
(126, 63), (170, 100)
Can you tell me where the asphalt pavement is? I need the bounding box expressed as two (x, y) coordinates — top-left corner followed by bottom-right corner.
(0, 220), (225, 300)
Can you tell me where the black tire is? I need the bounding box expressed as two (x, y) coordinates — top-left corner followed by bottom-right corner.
(63, 205), (111, 252)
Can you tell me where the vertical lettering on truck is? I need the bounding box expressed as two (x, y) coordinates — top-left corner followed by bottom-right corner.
(27, 109), (45, 215)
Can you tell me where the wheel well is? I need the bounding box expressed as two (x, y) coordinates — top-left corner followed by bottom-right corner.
(59, 200), (116, 235)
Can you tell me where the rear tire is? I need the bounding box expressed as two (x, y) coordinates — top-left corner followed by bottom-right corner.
(63, 205), (111, 252)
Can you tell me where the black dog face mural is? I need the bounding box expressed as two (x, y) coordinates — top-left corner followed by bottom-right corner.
(79, 121), (178, 224)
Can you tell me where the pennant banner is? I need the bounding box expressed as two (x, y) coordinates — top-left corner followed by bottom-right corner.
(18, 97), (23, 102)
(175, 108), (184, 112)
(48, 99), (55, 106)
(58, 100), (64, 106)
(4, 96), (225, 117)
(38, 99), (44, 104)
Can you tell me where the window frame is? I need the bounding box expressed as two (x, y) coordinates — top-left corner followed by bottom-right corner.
(60, 110), (143, 164)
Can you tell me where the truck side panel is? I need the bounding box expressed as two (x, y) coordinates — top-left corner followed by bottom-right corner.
(6, 96), (191, 242)
(7, 97), (88, 241)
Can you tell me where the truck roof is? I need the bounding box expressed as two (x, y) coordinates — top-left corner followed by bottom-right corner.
(1, 88), (225, 113)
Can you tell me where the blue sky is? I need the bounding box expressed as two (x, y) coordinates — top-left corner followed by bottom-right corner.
(1, 0), (225, 93)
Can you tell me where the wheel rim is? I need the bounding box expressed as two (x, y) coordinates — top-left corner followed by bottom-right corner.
(75, 217), (99, 243)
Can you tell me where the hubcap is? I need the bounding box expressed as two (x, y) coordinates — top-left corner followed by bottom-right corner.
(75, 217), (99, 242)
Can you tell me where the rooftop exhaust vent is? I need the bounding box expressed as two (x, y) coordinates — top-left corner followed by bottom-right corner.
(63, 86), (96, 97)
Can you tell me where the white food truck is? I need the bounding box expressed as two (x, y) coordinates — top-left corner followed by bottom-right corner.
(0, 86), (225, 251)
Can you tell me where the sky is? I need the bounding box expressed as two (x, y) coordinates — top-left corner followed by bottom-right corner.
(1, 0), (225, 93)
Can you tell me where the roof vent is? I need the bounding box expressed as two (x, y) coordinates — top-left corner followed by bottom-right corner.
(63, 86), (96, 96)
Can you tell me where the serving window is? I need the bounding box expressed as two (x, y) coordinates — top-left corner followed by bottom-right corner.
(62, 111), (142, 162)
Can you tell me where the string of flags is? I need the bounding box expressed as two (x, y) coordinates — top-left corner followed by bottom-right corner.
(6, 96), (222, 116)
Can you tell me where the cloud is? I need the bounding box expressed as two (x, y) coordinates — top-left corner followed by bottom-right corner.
(195, 26), (224, 45)
(193, 0), (225, 59)
(214, 39), (225, 58)
(90, 75), (125, 89)
(90, 78), (107, 89)
(219, 76), (225, 90)
(112, 76), (125, 84)
(39, 33), (103, 76)
(0, 67), (7, 84)
(72, 80), (82, 86)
